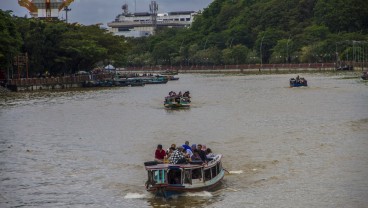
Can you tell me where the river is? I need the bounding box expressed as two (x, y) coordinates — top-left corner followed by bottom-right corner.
(1, 73), (368, 208)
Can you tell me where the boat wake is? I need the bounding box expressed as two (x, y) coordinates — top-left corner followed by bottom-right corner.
(229, 170), (243, 174)
(184, 191), (213, 197)
(124, 193), (149, 199)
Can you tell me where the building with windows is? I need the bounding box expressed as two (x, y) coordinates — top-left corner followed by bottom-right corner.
(107, 4), (198, 38)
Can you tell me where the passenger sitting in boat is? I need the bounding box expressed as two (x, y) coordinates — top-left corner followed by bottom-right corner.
(197, 144), (208, 162)
(182, 141), (193, 157)
(166, 147), (175, 158)
(182, 141), (191, 151)
(169, 146), (187, 164)
(191, 149), (203, 162)
(300, 77), (306, 84)
(169, 91), (176, 97)
(205, 148), (215, 158)
(183, 91), (191, 98)
(180, 146), (191, 159)
(166, 143), (176, 154)
(154, 144), (166, 163)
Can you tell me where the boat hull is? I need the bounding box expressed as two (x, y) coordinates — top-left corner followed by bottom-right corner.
(164, 103), (190, 108)
(147, 171), (225, 198)
(290, 83), (308, 87)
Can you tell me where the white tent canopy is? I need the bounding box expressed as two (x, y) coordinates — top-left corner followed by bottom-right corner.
(104, 64), (115, 70)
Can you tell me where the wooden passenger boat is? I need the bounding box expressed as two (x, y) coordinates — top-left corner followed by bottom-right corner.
(144, 154), (225, 198)
(164, 96), (190, 108)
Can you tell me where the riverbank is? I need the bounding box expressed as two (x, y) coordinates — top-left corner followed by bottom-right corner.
(2, 67), (365, 92)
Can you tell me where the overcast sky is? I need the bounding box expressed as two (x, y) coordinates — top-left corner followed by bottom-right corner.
(1, 0), (213, 26)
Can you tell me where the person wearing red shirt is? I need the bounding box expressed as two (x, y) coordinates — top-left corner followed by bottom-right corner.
(155, 144), (166, 163)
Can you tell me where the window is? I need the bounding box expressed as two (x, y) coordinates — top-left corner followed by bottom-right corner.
(211, 166), (217, 178)
(153, 170), (166, 184)
(184, 169), (192, 184)
(168, 169), (182, 184)
(204, 168), (211, 181)
(192, 168), (202, 180)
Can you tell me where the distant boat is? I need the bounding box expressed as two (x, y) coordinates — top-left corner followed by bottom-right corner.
(160, 70), (178, 75)
(290, 76), (308, 87)
(362, 71), (368, 80)
(336, 64), (354, 71)
(144, 154), (225, 198)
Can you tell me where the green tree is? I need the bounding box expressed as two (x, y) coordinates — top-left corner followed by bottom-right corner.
(0, 10), (22, 75)
(314, 0), (368, 33)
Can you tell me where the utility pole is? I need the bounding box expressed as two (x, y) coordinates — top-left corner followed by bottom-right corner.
(64, 6), (71, 23)
(26, 52), (29, 79)
(286, 35), (291, 63)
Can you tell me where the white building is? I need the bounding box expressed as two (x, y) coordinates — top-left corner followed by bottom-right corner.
(108, 10), (198, 38)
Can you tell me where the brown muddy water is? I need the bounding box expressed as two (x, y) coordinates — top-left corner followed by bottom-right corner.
(0, 73), (368, 208)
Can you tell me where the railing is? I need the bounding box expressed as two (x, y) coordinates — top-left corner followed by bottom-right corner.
(124, 63), (337, 71)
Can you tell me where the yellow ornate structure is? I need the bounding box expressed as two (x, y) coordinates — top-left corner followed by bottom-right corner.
(18, 0), (74, 18)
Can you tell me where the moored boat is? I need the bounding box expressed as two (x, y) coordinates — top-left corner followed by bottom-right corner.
(139, 75), (168, 84)
(144, 154), (225, 198)
(126, 78), (145, 86)
(362, 71), (368, 80)
(160, 70), (178, 76)
(290, 76), (308, 87)
(162, 75), (179, 81)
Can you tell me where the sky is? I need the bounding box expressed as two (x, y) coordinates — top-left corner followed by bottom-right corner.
(0, 0), (213, 26)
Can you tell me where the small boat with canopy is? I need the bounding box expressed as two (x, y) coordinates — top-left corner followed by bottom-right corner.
(164, 91), (191, 108)
(290, 76), (308, 87)
(144, 154), (225, 198)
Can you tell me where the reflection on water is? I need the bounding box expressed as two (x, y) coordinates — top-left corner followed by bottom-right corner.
(1, 73), (368, 207)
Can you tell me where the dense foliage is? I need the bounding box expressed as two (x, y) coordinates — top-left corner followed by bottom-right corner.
(128, 0), (368, 66)
(0, 10), (128, 77)
(1, 0), (368, 77)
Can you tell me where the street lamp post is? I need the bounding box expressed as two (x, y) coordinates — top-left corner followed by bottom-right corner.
(260, 34), (265, 68)
(286, 35), (291, 63)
